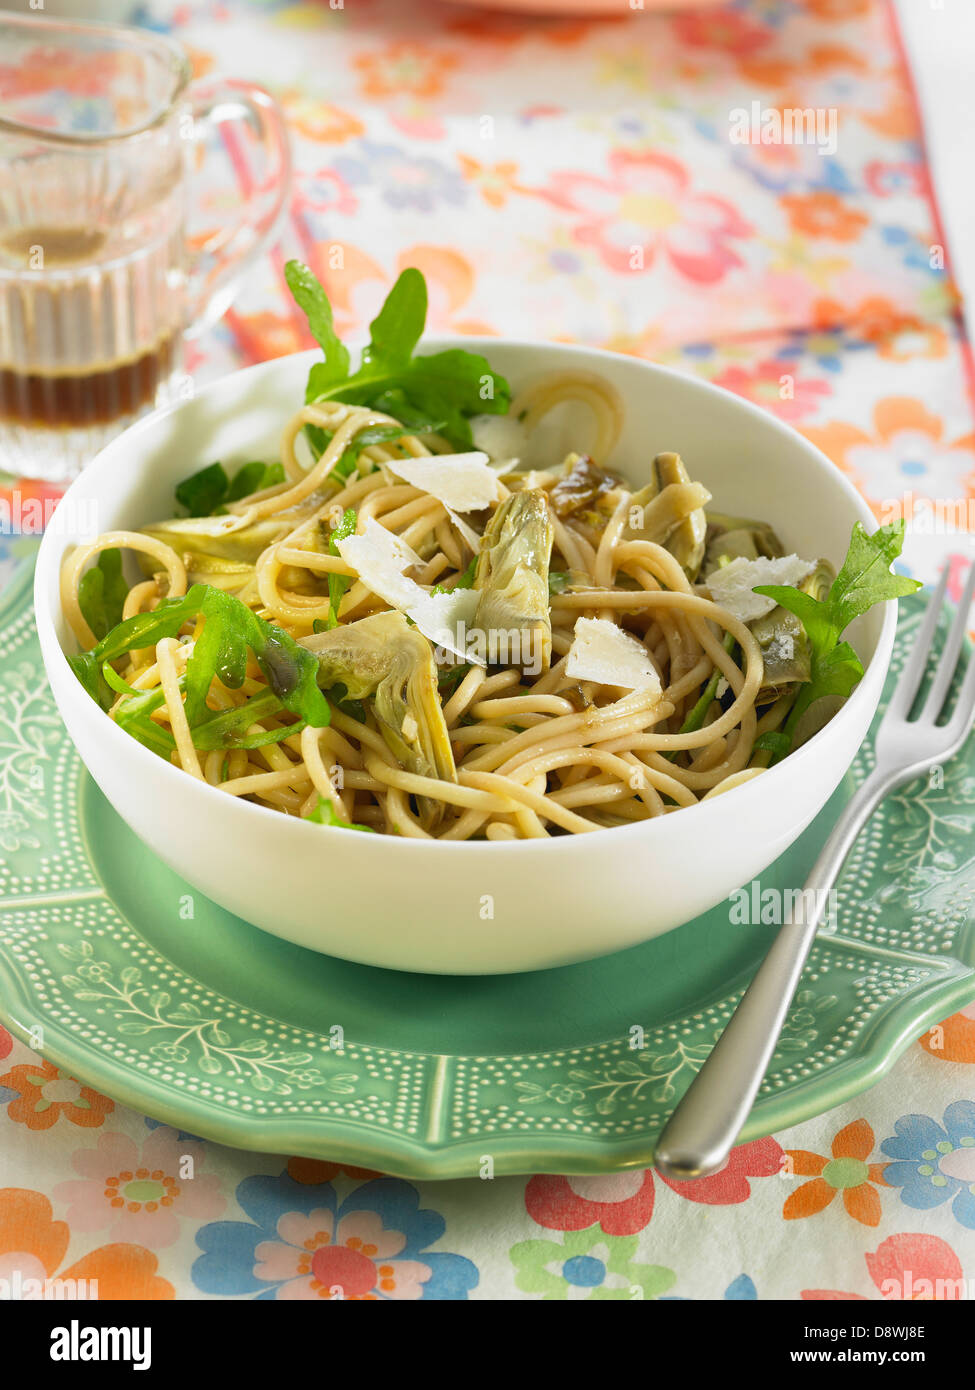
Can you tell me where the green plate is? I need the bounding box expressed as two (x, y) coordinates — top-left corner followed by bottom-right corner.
(1, 554), (974, 1179)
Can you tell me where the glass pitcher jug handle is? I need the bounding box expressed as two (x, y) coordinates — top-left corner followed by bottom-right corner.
(182, 78), (292, 337)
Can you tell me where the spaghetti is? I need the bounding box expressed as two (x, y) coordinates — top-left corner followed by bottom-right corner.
(61, 371), (779, 839)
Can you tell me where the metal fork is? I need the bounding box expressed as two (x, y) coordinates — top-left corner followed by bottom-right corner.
(654, 564), (975, 1181)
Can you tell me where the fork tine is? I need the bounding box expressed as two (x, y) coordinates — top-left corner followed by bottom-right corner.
(921, 559), (975, 722)
(945, 616), (975, 742)
(885, 562), (950, 718)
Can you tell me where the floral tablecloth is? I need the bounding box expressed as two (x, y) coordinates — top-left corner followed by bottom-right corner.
(1, 0), (974, 1301)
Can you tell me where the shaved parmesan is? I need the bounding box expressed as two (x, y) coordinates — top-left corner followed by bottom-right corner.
(565, 617), (662, 694)
(339, 516), (424, 573)
(391, 452), (501, 554)
(335, 517), (484, 665)
(706, 554), (816, 625)
(472, 412), (529, 464)
(391, 452), (501, 514)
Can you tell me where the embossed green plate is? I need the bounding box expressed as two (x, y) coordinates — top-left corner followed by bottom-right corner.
(1, 553), (974, 1178)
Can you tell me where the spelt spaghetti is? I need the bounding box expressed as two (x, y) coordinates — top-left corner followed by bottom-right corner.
(60, 372), (788, 840)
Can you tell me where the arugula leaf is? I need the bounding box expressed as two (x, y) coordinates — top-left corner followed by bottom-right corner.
(753, 730), (791, 759)
(321, 507), (357, 628)
(224, 460), (285, 504)
(100, 662), (141, 699)
(176, 462), (228, 517)
(112, 684), (177, 758)
(176, 460), (285, 516)
(67, 651), (113, 710)
(680, 634), (737, 737)
(335, 424), (417, 482)
(71, 584), (331, 735)
(317, 680), (367, 723)
(437, 662), (471, 695)
(191, 690), (302, 751)
(753, 520), (920, 762)
(305, 793), (375, 833)
(361, 266), (426, 370)
(431, 557), (476, 596)
(284, 260), (350, 387)
(285, 261), (510, 450)
(368, 390), (447, 434)
(78, 549), (130, 642)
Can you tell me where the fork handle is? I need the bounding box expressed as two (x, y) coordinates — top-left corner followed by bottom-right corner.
(653, 771), (888, 1181)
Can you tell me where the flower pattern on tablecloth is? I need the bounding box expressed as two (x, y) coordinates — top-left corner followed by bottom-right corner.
(0, 1029), (16, 1107)
(880, 1102), (975, 1229)
(531, 149), (754, 282)
(53, 1128), (226, 1248)
(1, 0), (975, 1302)
(920, 1008), (975, 1065)
(803, 1233), (965, 1301)
(192, 1172), (477, 1300)
(803, 399), (975, 516)
(0, 1188), (172, 1300)
(510, 1229), (674, 1301)
(783, 1120), (889, 1226)
(525, 1138), (783, 1234)
(0, 1061), (114, 1132)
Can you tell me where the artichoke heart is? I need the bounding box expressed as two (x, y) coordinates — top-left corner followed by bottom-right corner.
(704, 512), (785, 572)
(750, 557), (835, 705)
(622, 452), (710, 580)
(473, 488), (554, 673)
(140, 515), (291, 567)
(750, 605), (811, 702)
(179, 551), (256, 596)
(550, 452), (624, 520)
(302, 611), (457, 793)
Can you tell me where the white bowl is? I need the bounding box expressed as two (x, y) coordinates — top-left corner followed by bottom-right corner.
(35, 341), (895, 974)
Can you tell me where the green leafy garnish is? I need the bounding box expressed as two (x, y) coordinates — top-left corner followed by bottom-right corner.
(437, 662), (471, 695)
(318, 681), (367, 723)
(431, 558), (477, 596)
(78, 549), (130, 642)
(753, 730), (791, 759)
(285, 262), (510, 450)
(336, 424), (413, 480)
(680, 633), (737, 736)
(320, 507), (357, 629)
(305, 794), (375, 833)
(191, 691), (302, 751)
(548, 570), (571, 596)
(111, 684), (176, 757)
(175, 460), (285, 516)
(753, 520), (920, 762)
(283, 260), (350, 388)
(224, 460), (285, 504)
(69, 584), (331, 752)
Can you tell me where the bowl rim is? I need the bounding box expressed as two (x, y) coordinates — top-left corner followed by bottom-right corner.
(35, 336), (898, 856)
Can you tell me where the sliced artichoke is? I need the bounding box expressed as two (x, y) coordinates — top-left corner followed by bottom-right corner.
(703, 512), (785, 573)
(751, 606), (811, 702)
(302, 611), (457, 812)
(180, 552), (256, 596)
(622, 452), (710, 580)
(752, 557), (835, 706)
(550, 452), (624, 520)
(473, 488), (554, 673)
(140, 515), (291, 567)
